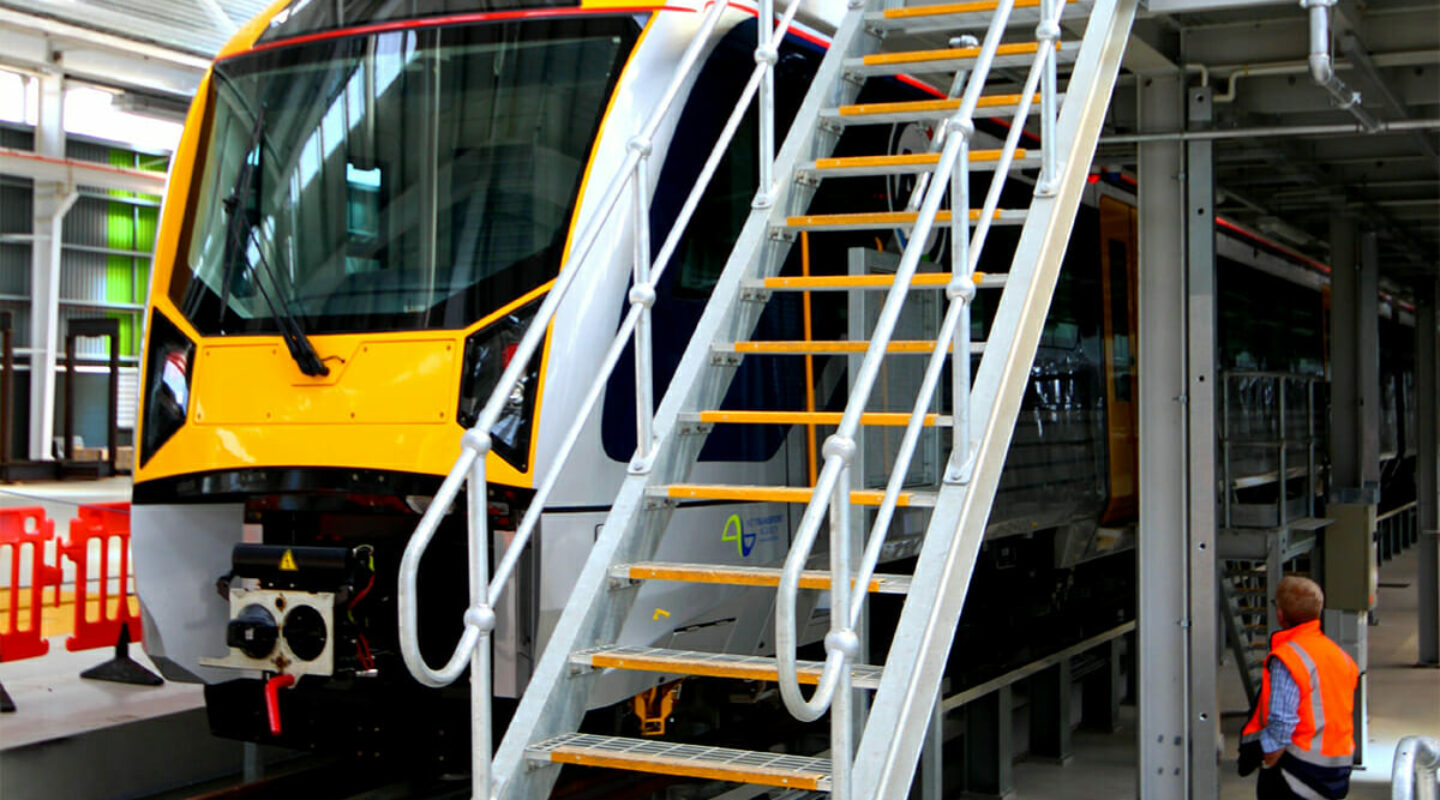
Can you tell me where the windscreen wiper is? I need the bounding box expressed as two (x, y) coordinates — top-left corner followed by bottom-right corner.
(219, 108), (330, 378)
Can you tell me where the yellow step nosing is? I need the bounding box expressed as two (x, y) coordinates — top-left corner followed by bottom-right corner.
(664, 484), (913, 507)
(622, 564), (900, 593)
(760, 271), (992, 290)
(785, 209), (1010, 227)
(837, 93), (1038, 117)
(696, 410), (940, 427)
(882, 0), (1073, 19)
(545, 747), (825, 791)
(732, 340), (951, 354)
(812, 149), (1018, 170)
(586, 653), (825, 685)
(861, 41), (1052, 67)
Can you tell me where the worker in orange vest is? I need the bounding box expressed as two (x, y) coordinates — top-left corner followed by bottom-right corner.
(1238, 576), (1359, 799)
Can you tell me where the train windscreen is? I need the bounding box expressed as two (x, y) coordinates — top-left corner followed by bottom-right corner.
(170, 18), (637, 335)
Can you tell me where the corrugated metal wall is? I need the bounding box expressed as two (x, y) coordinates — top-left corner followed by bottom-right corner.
(0, 122), (164, 438)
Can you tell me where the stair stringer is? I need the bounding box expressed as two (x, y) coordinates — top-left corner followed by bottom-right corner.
(849, 1), (1139, 797)
(490, 10), (876, 799)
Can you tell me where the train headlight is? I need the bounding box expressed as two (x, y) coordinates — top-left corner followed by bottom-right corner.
(140, 311), (195, 467)
(458, 301), (541, 471)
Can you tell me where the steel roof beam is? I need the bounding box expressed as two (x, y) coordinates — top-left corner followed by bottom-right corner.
(0, 146), (167, 195)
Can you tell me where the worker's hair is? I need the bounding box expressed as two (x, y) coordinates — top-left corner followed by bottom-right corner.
(1275, 576), (1324, 624)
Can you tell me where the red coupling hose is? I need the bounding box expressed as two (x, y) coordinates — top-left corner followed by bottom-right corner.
(264, 673), (296, 736)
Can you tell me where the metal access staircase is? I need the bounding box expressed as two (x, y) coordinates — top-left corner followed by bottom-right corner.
(396, 0), (1137, 796)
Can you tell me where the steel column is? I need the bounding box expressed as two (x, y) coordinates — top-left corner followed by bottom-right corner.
(1416, 280), (1439, 665)
(28, 71), (71, 462)
(1137, 70), (1189, 800)
(1325, 215), (1377, 764)
(1185, 84), (1220, 799)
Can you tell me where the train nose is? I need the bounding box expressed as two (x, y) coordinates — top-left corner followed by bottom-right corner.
(227, 603), (280, 659)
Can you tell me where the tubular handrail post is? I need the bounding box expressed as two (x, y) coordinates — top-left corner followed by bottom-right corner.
(1392, 735), (1440, 800)
(828, 453), (857, 800)
(467, 452), (496, 800)
(630, 142), (656, 471)
(1036, 0), (1060, 196)
(948, 123), (974, 481)
(756, 0), (777, 207)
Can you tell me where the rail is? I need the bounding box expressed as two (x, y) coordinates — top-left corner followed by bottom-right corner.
(1219, 371), (1325, 528)
(772, 1), (1066, 792)
(1392, 735), (1440, 800)
(395, 1), (810, 797)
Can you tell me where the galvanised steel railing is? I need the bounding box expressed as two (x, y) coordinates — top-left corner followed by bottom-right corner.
(395, 1), (808, 797)
(772, 1), (1065, 793)
(1393, 735), (1440, 800)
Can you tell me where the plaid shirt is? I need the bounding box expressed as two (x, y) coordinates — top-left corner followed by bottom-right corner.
(1260, 658), (1302, 753)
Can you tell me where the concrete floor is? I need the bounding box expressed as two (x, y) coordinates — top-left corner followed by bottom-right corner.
(1005, 543), (1440, 799)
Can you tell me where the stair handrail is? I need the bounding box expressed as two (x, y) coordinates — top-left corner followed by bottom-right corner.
(845, 0), (1066, 626)
(1392, 735), (1440, 800)
(772, 0), (1067, 774)
(395, 1), (811, 797)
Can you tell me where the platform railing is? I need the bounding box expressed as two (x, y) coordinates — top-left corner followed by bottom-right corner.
(1392, 735), (1440, 800)
(1219, 370), (1324, 529)
(395, 2), (810, 797)
(772, 1), (1066, 793)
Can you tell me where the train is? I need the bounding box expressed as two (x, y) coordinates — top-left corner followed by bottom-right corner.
(129, 0), (1407, 770)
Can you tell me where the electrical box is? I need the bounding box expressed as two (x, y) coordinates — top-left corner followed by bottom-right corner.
(1323, 503), (1377, 611)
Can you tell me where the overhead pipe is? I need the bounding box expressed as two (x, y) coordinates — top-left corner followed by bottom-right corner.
(1100, 117), (1440, 144)
(1300, 0), (1382, 132)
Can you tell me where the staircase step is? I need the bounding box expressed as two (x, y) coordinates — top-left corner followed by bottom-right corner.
(571, 645), (886, 688)
(784, 208), (1027, 231)
(846, 40), (1080, 77)
(612, 561), (913, 594)
(871, 0), (1091, 34)
(653, 483), (938, 507)
(528, 733), (833, 791)
(822, 93), (1050, 126)
(746, 271), (1007, 292)
(719, 339), (985, 355)
(801, 149), (1036, 177)
(682, 410), (951, 427)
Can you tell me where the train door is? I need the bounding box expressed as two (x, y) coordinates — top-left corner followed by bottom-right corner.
(1099, 196), (1138, 523)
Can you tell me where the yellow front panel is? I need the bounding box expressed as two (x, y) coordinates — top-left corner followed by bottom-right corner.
(193, 337), (457, 426)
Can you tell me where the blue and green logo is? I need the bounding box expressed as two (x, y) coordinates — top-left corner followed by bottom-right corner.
(722, 514), (757, 557)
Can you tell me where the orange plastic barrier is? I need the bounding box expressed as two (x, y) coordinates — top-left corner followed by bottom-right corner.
(0, 507), (61, 662)
(59, 503), (140, 653)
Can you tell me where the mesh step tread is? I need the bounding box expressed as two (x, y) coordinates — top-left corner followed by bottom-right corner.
(801, 149), (1036, 176)
(744, 271), (1007, 291)
(822, 93), (1053, 125)
(846, 40), (1080, 75)
(876, 0), (1074, 20)
(717, 339), (985, 355)
(612, 561), (912, 594)
(783, 208), (1028, 230)
(527, 733), (833, 791)
(682, 410), (952, 427)
(651, 483), (938, 508)
(571, 645), (885, 688)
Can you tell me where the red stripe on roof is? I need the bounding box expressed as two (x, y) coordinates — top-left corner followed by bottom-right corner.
(1215, 216), (1332, 275)
(223, 5), (685, 60)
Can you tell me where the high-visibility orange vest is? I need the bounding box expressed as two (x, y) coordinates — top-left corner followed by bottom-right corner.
(1240, 619), (1359, 768)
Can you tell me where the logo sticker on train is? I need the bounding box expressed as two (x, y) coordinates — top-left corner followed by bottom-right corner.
(722, 513), (782, 557)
